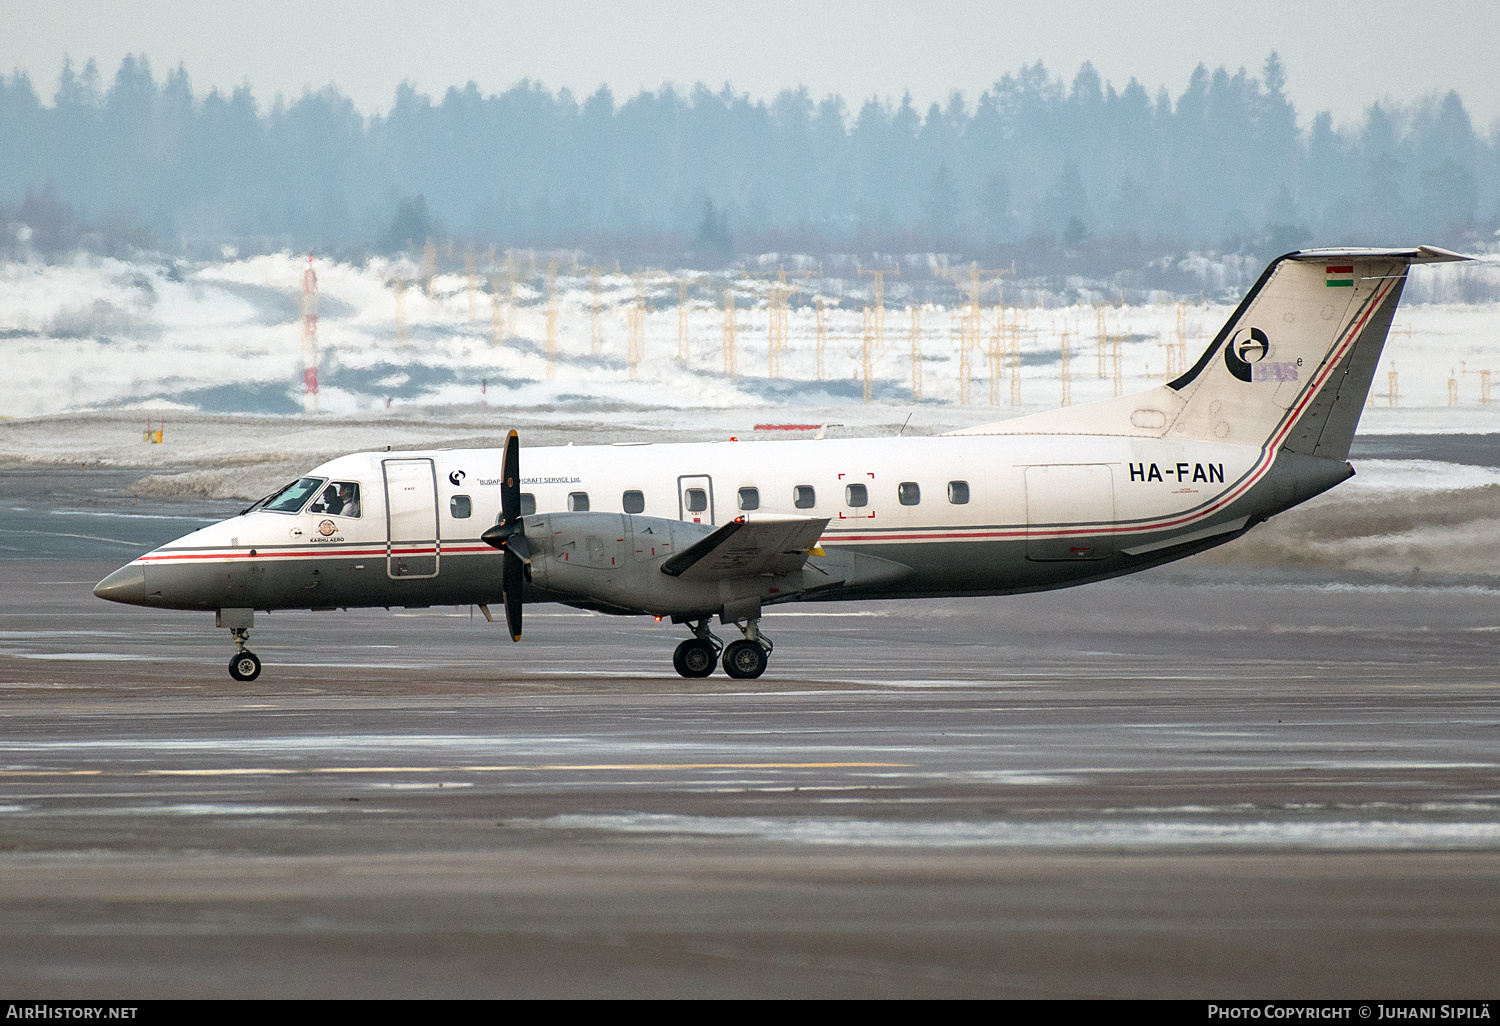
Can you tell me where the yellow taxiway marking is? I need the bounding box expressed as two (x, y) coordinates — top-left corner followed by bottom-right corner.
(143, 762), (911, 777)
(0, 770), (104, 777)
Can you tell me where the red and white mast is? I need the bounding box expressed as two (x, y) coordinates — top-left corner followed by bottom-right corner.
(300, 254), (319, 413)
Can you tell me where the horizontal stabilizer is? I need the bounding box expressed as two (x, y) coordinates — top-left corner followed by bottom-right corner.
(1282, 246), (1468, 264)
(660, 516), (828, 580)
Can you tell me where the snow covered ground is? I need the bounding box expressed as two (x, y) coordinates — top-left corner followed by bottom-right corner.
(1, 252), (1496, 429)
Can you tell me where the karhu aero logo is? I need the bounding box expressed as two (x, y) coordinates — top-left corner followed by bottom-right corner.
(1225, 326), (1299, 384)
(1224, 326), (1269, 381)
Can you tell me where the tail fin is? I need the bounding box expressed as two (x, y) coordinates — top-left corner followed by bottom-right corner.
(951, 246), (1468, 453)
(1166, 246), (1467, 458)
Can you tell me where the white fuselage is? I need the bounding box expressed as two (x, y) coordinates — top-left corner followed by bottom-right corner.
(103, 429), (1317, 616)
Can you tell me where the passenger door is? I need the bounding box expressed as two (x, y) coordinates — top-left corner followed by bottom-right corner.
(383, 458), (440, 578)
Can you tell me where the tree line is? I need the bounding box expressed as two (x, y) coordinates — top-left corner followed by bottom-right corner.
(0, 53), (1494, 269)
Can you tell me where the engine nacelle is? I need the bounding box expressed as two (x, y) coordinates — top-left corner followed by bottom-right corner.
(517, 511), (912, 620)
(520, 512), (799, 617)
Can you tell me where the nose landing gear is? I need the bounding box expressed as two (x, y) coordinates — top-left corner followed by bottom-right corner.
(227, 627), (262, 682)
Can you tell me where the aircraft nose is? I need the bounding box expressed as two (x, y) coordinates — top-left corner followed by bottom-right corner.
(93, 563), (151, 605)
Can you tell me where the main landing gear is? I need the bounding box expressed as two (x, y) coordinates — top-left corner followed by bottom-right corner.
(228, 627), (262, 682)
(672, 618), (772, 679)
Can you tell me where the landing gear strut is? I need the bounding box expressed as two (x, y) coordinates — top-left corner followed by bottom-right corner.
(671, 616), (772, 678)
(227, 627), (262, 682)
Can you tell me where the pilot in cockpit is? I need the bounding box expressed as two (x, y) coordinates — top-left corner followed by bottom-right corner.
(311, 485), (342, 516)
(309, 482), (360, 518)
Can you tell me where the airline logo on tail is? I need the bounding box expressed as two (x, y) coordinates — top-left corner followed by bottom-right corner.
(1224, 326), (1299, 383)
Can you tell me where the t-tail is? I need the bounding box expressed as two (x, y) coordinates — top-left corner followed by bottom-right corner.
(1164, 246), (1467, 458)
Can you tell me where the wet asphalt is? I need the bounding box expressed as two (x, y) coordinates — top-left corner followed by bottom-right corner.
(0, 436), (1497, 997)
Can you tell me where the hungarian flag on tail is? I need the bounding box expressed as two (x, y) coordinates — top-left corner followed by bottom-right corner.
(1325, 264), (1354, 287)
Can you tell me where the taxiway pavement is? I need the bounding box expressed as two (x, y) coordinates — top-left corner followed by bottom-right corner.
(0, 439), (1497, 997)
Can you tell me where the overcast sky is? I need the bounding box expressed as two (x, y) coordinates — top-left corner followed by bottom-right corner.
(3, 1), (1497, 131)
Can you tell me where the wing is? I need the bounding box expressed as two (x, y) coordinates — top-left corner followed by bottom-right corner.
(660, 516), (828, 580)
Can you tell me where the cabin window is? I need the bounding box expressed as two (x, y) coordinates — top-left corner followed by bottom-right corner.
(948, 480), (970, 504)
(898, 482), (921, 505)
(684, 488), (708, 513)
(793, 485), (816, 509)
(622, 489), (645, 514)
(308, 481), (362, 518)
(845, 483), (868, 507)
(737, 486), (760, 511)
(568, 491), (590, 512)
(449, 495), (472, 519)
(520, 493), (536, 516)
(264, 477), (326, 514)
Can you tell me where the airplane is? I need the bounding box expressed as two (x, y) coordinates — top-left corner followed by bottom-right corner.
(94, 246), (1467, 681)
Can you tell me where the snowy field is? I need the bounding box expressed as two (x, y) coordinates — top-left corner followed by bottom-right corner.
(0, 252), (1496, 584)
(0, 251), (1497, 428)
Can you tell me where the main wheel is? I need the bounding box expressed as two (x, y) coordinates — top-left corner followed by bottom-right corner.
(229, 650), (262, 682)
(722, 639), (768, 679)
(673, 638), (717, 678)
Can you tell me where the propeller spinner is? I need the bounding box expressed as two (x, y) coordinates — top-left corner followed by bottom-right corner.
(479, 429), (527, 641)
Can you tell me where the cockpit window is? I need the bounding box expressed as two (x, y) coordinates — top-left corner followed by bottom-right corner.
(308, 481), (362, 518)
(262, 477), (327, 514)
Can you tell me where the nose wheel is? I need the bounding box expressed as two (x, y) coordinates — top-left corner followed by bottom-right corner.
(227, 627), (262, 681)
(229, 650), (262, 681)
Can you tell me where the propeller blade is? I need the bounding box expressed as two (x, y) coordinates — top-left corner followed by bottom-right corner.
(503, 552), (524, 642)
(499, 429), (523, 641)
(482, 431), (527, 555)
(500, 429), (521, 528)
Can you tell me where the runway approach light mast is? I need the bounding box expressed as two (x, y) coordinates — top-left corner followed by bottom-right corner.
(300, 255), (319, 414)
